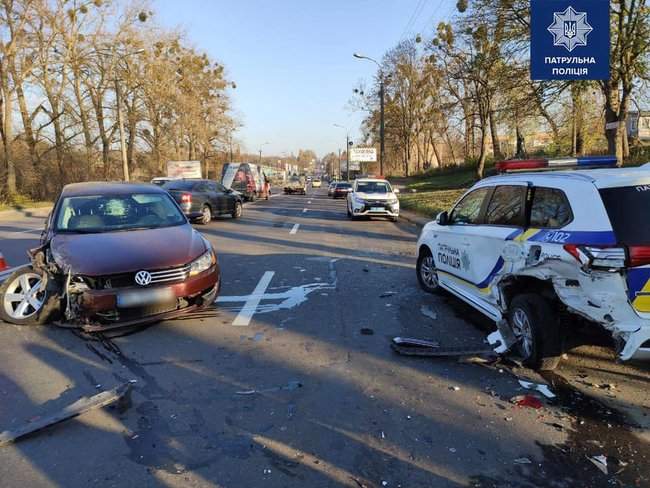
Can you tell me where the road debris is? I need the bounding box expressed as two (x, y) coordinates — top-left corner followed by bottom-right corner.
(514, 457), (532, 464)
(419, 305), (438, 320)
(518, 379), (556, 399)
(235, 380), (303, 396)
(360, 328), (374, 335)
(512, 395), (544, 409)
(380, 291), (397, 298)
(588, 455), (609, 475)
(391, 337), (495, 358)
(449, 386), (461, 392)
(0, 383), (132, 447)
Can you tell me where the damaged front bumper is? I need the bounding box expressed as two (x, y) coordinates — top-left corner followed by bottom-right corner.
(66, 266), (220, 331)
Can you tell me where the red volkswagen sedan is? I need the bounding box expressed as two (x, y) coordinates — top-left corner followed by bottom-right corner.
(0, 182), (220, 330)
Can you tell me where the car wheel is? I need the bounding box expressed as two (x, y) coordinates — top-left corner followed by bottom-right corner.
(509, 294), (562, 371)
(0, 267), (56, 325)
(200, 205), (212, 225)
(232, 201), (243, 219)
(416, 249), (440, 294)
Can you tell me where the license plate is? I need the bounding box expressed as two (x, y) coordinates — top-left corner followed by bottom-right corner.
(370, 207), (385, 212)
(117, 288), (175, 308)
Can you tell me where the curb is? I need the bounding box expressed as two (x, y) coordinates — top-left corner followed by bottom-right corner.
(399, 209), (431, 228)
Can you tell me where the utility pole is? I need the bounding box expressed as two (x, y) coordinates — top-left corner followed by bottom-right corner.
(259, 149), (262, 165)
(379, 77), (385, 176)
(115, 80), (130, 182)
(346, 135), (350, 181)
(338, 148), (341, 180)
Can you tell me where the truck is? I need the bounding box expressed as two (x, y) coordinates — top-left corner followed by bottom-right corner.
(284, 174), (306, 195)
(221, 163), (261, 201)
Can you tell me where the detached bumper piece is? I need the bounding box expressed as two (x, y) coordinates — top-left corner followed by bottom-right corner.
(391, 337), (496, 357)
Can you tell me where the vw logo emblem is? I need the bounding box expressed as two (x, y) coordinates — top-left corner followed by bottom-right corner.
(135, 270), (152, 286)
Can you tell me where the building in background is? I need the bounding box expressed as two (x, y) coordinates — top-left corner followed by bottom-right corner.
(628, 111), (650, 142)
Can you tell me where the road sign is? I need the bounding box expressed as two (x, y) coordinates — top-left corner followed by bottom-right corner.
(350, 147), (377, 163)
(167, 160), (202, 179)
(530, 0), (609, 80)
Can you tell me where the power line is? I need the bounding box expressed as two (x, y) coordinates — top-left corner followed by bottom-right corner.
(400, 0), (428, 41)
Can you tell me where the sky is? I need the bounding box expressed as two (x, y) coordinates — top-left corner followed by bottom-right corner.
(155, 0), (456, 158)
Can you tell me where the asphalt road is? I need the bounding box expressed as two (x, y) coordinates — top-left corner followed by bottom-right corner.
(0, 189), (648, 488)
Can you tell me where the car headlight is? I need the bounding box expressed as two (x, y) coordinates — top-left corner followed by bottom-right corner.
(388, 194), (398, 203)
(190, 249), (216, 276)
(353, 196), (366, 204)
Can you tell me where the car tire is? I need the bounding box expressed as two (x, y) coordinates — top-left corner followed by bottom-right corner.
(416, 249), (440, 294)
(200, 205), (212, 225)
(509, 294), (562, 371)
(232, 201), (243, 219)
(0, 267), (57, 326)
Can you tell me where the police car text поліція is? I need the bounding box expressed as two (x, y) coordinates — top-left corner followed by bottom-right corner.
(416, 156), (650, 370)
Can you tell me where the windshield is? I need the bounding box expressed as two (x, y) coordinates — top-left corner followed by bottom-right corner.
(54, 193), (187, 233)
(163, 180), (197, 191)
(600, 186), (650, 245)
(336, 183), (351, 188)
(356, 182), (391, 193)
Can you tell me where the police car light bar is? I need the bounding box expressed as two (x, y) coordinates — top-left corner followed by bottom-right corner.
(496, 156), (618, 173)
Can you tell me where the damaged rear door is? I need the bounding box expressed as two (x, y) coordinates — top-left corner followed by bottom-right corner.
(600, 185), (650, 317)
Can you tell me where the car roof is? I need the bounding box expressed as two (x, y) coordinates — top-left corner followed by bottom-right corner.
(61, 182), (167, 197)
(479, 166), (650, 189)
(355, 178), (389, 183)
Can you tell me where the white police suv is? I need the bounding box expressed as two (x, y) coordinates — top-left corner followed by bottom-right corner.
(416, 156), (650, 370)
(347, 178), (400, 221)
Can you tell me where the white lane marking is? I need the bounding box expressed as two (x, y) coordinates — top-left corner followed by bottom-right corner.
(231, 271), (275, 326)
(2, 227), (42, 235)
(307, 201), (312, 204)
(215, 260), (338, 318)
(289, 224), (300, 235)
(302, 208), (308, 213)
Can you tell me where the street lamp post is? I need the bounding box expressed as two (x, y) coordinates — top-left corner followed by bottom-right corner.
(353, 53), (385, 177)
(334, 124), (351, 181)
(258, 142), (270, 165)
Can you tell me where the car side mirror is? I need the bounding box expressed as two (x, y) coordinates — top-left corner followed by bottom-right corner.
(393, 188), (400, 194)
(436, 211), (449, 226)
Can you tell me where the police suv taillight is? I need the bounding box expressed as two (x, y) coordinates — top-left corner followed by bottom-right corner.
(563, 245), (627, 270)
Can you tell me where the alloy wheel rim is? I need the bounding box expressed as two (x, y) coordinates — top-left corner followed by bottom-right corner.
(3, 272), (45, 320)
(235, 203), (242, 217)
(203, 207), (211, 222)
(512, 308), (534, 358)
(420, 256), (438, 288)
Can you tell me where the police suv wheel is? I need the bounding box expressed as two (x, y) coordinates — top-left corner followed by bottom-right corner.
(416, 250), (440, 293)
(509, 294), (562, 371)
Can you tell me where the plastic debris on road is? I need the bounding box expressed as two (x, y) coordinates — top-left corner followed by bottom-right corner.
(518, 379), (556, 399)
(420, 305), (438, 320)
(588, 455), (609, 475)
(512, 395), (544, 409)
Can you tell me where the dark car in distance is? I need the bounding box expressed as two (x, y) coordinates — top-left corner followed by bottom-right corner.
(0, 182), (220, 330)
(332, 181), (352, 198)
(163, 179), (243, 224)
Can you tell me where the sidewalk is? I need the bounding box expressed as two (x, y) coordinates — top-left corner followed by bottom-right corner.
(0, 206), (52, 221)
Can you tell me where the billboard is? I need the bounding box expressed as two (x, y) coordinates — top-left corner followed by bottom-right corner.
(349, 147), (377, 163)
(167, 160), (202, 179)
